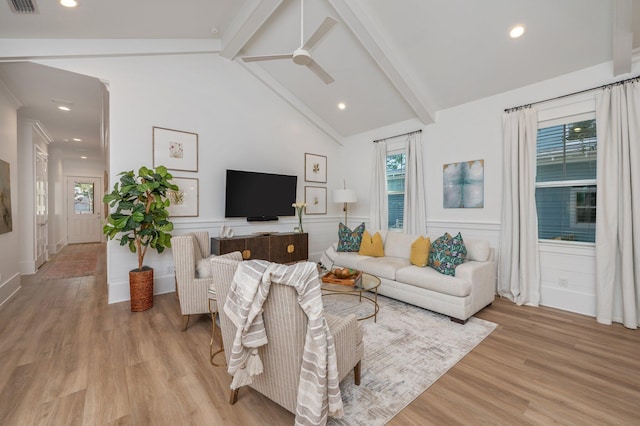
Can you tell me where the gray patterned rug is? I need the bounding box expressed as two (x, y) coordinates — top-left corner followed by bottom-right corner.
(323, 294), (497, 426)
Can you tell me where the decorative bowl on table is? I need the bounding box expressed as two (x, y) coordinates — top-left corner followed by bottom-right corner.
(332, 268), (357, 279)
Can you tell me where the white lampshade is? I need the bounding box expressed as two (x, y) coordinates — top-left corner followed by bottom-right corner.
(333, 189), (357, 203)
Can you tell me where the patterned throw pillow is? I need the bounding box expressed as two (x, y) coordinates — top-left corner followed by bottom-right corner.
(428, 232), (467, 276)
(337, 223), (365, 252)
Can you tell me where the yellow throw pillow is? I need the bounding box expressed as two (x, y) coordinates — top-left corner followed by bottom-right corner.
(410, 236), (431, 267)
(359, 231), (385, 257)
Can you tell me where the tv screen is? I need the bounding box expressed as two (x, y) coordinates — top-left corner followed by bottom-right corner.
(225, 169), (297, 221)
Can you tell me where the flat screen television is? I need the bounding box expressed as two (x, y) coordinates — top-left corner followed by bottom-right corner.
(225, 169), (297, 221)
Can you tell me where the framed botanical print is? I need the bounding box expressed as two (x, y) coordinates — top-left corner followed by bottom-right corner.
(304, 153), (327, 183)
(304, 186), (326, 215)
(167, 177), (199, 217)
(153, 126), (198, 172)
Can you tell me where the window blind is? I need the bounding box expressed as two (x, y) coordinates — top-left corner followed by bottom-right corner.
(535, 119), (597, 243)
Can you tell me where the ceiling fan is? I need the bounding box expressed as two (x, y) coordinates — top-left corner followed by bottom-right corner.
(242, 0), (338, 84)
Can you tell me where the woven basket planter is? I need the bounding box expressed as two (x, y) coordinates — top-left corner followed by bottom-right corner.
(129, 267), (154, 312)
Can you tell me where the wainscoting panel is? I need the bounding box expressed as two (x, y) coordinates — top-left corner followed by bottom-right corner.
(539, 241), (596, 317)
(427, 220), (501, 249)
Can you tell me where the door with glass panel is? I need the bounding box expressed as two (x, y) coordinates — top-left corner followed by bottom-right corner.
(35, 147), (48, 268)
(67, 177), (102, 244)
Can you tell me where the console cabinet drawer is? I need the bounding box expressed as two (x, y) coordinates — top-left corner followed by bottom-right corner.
(211, 232), (308, 263)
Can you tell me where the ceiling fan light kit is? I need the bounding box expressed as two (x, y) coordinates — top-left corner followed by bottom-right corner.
(242, 0), (338, 84)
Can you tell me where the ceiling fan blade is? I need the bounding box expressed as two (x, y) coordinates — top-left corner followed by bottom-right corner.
(242, 54), (293, 62)
(306, 59), (334, 84)
(302, 17), (338, 51)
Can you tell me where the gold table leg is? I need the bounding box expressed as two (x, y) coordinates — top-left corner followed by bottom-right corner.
(209, 299), (226, 367)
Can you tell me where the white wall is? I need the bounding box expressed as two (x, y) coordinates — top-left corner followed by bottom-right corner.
(340, 59), (640, 319)
(47, 145), (66, 253)
(0, 78), (21, 306)
(36, 53), (345, 303)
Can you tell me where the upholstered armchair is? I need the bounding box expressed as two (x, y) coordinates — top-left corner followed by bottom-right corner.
(171, 231), (215, 331)
(210, 254), (364, 418)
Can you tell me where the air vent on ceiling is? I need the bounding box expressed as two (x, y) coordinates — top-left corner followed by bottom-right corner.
(7, 0), (38, 13)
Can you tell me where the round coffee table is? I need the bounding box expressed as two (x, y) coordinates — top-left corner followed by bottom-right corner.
(321, 272), (381, 322)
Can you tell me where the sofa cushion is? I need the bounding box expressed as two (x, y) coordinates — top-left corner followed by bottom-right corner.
(396, 265), (472, 297)
(465, 239), (491, 262)
(359, 231), (385, 257)
(335, 252), (371, 270)
(337, 222), (365, 252)
(410, 236), (431, 267)
(384, 232), (419, 259)
(357, 256), (410, 281)
(428, 232), (467, 276)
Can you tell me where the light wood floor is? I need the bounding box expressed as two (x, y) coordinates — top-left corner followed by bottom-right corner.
(1, 244), (638, 425)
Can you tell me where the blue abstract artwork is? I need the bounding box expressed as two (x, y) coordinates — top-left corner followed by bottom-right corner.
(443, 159), (484, 208)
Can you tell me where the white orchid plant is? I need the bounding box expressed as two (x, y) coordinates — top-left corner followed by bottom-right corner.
(292, 202), (307, 232)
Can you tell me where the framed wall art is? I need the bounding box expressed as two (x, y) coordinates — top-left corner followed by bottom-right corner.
(153, 126), (198, 172)
(443, 159), (484, 208)
(304, 186), (327, 215)
(0, 158), (12, 234)
(304, 153), (327, 183)
(167, 177), (199, 217)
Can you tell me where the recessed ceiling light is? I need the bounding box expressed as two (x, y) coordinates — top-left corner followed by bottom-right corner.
(73, 138), (82, 141)
(58, 105), (71, 111)
(338, 102), (346, 110)
(60, 0), (78, 7)
(80, 156), (87, 159)
(509, 25), (525, 39)
(210, 27), (219, 34)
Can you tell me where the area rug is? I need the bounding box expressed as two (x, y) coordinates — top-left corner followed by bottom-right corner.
(323, 294), (497, 426)
(42, 250), (98, 280)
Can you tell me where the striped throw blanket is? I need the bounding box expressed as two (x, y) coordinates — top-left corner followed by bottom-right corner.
(224, 260), (343, 426)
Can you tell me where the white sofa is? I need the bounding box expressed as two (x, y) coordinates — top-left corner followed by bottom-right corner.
(321, 230), (496, 323)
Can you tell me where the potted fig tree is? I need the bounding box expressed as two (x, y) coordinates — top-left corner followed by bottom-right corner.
(103, 165), (178, 312)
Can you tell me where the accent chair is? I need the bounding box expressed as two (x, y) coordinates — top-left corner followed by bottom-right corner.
(171, 231), (215, 331)
(210, 254), (364, 416)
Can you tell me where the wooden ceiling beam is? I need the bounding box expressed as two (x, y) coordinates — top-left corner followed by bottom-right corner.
(220, 0), (284, 60)
(328, 0), (435, 125)
(613, 0), (633, 76)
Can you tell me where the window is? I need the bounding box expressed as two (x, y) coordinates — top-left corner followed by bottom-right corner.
(535, 118), (596, 242)
(386, 151), (406, 231)
(74, 182), (95, 215)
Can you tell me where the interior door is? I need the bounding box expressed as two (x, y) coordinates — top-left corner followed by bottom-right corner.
(35, 147), (48, 268)
(67, 176), (102, 244)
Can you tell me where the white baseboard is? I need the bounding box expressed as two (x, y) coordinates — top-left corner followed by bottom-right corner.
(19, 260), (36, 275)
(0, 273), (21, 308)
(107, 272), (176, 304)
(49, 238), (67, 255)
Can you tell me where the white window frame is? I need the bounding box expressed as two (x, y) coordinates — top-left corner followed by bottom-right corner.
(536, 97), (597, 245)
(386, 140), (406, 232)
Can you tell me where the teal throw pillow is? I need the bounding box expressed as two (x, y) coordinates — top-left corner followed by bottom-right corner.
(337, 223), (365, 252)
(428, 232), (467, 276)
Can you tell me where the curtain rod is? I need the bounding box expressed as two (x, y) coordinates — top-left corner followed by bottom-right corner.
(504, 74), (640, 112)
(373, 129), (421, 143)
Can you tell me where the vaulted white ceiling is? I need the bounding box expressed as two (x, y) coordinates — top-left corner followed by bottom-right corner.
(0, 0), (637, 153)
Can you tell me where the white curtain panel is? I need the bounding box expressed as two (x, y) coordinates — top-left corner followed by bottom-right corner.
(403, 132), (426, 234)
(498, 107), (541, 306)
(369, 140), (388, 230)
(595, 81), (640, 329)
